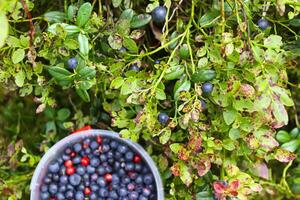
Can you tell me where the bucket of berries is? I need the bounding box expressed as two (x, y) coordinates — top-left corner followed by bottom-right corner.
(30, 129), (164, 200)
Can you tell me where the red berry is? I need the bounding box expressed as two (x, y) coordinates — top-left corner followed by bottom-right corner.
(97, 136), (102, 144)
(83, 143), (89, 149)
(84, 187), (91, 195)
(66, 167), (75, 175)
(133, 155), (142, 163)
(81, 156), (90, 166)
(70, 152), (76, 157)
(64, 160), (73, 168)
(50, 198), (56, 200)
(104, 173), (112, 182)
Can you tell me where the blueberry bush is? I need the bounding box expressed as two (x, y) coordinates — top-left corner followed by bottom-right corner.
(0, 0), (300, 199)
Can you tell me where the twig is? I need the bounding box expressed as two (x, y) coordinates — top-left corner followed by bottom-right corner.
(20, 0), (36, 65)
(105, 0), (110, 20)
(162, 0), (184, 33)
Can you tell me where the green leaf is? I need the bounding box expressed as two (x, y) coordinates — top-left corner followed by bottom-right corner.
(191, 69), (216, 83)
(57, 108), (71, 121)
(112, 0), (122, 7)
(78, 33), (89, 56)
(47, 23), (80, 35)
(179, 161), (193, 186)
(75, 86), (90, 102)
(0, 11), (9, 48)
(6, 36), (21, 47)
(67, 5), (77, 20)
(276, 130), (291, 143)
(229, 128), (240, 140)
(198, 10), (220, 27)
(15, 71), (25, 87)
(223, 108), (237, 125)
(264, 35), (283, 49)
(76, 66), (96, 80)
(130, 14), (152, 28)
(196, 191), (214, 200)
(155, 88), (166, 100)
(271, 100), (288, 126)
(108, 35), (123, 50)
(223, 139), (235, 151)
(44, 11), (65, 23)
(179, 44), (189, 59)
(123, 37), (138, 53)
(159, 129), (171, 144)
(174, 80), (191, 100)
(78, 81), (94, 90)
(291, 128), (300, 138)
(281, 139), (300, 152)
(289, 18), (300, 27)
(271, 86), (294, 107)
(48, 66), (73, 81)
(164, 65), (184, 80)
(76, 2), (92, 27)
(110, 77), (124, 89)
(170, 143), (182, 153)
(168, 31), (178, 50)
(120, 9), (135, 20)
(12, 49), (25, 64)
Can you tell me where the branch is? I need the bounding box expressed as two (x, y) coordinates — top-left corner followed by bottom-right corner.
(20, 0), (35, 47)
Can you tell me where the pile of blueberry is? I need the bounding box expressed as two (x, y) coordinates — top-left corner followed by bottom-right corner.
(40, 136), (157, 200)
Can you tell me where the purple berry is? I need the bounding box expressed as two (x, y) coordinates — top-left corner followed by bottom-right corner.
(67, 58), (78, 69)
(152, 6), (167, 23)
(158, 112), (169, 124)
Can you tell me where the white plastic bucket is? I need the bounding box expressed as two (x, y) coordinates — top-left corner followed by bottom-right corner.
(30, 129), (164, 199)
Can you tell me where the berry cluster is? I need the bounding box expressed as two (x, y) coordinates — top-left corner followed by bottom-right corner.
(40, 136), (157, 200)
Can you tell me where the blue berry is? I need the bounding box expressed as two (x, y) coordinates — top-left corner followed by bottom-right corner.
(69, 174), (82, 186)
(87, 165), (96, 174)
(154, 60), (160, 64)
(90, 141), (99, 149)
(152, 6), (167, 23)
(60, 175), (68, 185)
(59, 185), (67, 192)
(66, 190), (74, 199)
(40, 192), (50, 200)
(49, 183), (58, 194)
(73, 143), (82, 153)
(142, 188), (151, 196)
(75, 191), (84, 200)
(157, 112), (169, 124)
(72, 156), (81, 164)
(97, 177), (107, 187)
(48, 162), (60, 173)
(125, 151), (134, 161)
(258, 18), (269, 30)
(139, 195), (148, 200)
(135, 175), (143, 184)
(135, 164), (142, 172)
(91, 184), (99, 192)
(40, 185), (48, 192)
(111, 174), (120, 184)
(99, 188), (109, 197)
(102, 144), (110, 152)
(57, 193), (65, 200)
(129, 64), (140, 71)
(117, 145), (128, 154)
(76, 166), (86, 175)
(128, 191), (139, 200)
(127, 183), (135, 191)
(125, 163), (135, 171)
(201, 82), (213, 95)
(67, 58), (78, 69)
(118, 188), (128, 197)
(97, 166), (106, 175)
(143, 174), (153, 184)
(201, 100), (206, 110)
(91, 173), (98, 181)
(110, 141), (118, 149)
(109, 190), (119, 199)
(90, 193), (98, 200)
